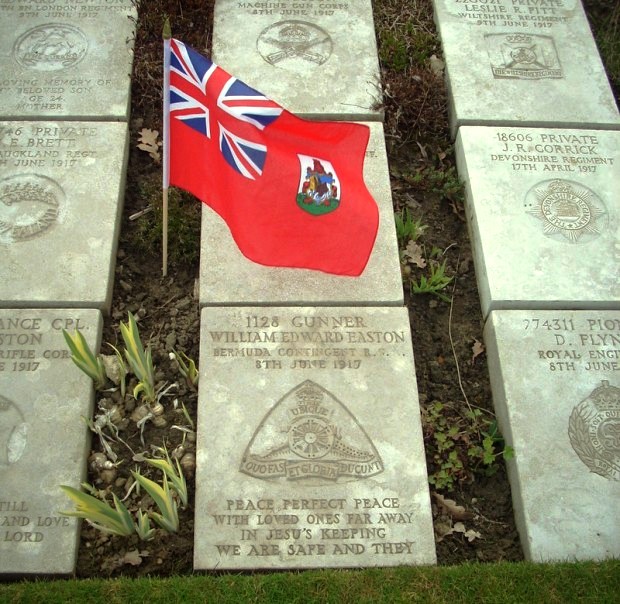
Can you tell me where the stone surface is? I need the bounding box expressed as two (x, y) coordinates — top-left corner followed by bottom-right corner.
(484, 309), (620, 561)
(199, 121), (402, 306)
(455, 126), (619, 318)
(0, 0), (135, 121)
(0, 309), (101, 575)
(212, 0), (382, 120)
(431, 0), (620, 136)
(194, 306), (436, 570)
(0, 121), (128, 312)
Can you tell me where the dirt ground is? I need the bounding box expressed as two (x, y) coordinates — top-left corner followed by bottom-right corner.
(74, 0), (535, 577)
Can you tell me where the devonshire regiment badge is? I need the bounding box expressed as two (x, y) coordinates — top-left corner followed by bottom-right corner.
(296, 155), (340, 216)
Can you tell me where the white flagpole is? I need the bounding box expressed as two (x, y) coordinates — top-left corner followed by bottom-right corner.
(162, 19), (172, 277)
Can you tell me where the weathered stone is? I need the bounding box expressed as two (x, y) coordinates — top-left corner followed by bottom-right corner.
(0, 308), (101, 575)
(194, 306), (436, 569)
(199, 121), (403, 306)
(484, 309), (620, 561)
(0, 0), (136, 120)
(455, 126), (619, 318)
(212, 0), (382, 120)
(431, 0), (620, 136)
(0, 121), (128, 312)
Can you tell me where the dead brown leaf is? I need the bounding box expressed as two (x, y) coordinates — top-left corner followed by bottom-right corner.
(123, 549), (148, 566)
(403, 240), (426, 268)
(471, 339), (485, 364)
(433, 492), (474, 521)
(137, 128), (161, 164)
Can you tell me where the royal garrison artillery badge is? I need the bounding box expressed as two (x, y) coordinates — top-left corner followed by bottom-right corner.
(240, 380), (384, 485)
(568, 380), (620, 481)
(524, 179), (608, 244)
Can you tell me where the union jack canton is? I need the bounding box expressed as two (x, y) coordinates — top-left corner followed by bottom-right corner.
(169, 39), (283, 180)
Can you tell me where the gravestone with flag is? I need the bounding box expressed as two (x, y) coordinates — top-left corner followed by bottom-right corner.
(163, 38), (379, 277)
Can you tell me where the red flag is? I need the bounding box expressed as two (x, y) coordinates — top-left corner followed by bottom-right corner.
(164, 39), (378, 277)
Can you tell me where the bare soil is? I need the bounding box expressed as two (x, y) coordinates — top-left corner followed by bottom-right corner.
(75, 0), (537, 577)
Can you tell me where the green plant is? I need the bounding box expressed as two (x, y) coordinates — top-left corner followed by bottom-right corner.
(422, 402), (513, 492)
(134, 180), (201, 265)
(60, 484), (135, 537)
(410, 259), (453, 302)
(63, 329), (107, 390)
(132, 471), (179, 533)
(145, 446), (188, 508)
(108, 343), (129, 399)
(170, 349), (198, 389)
(394, 207), (426, 248)
(120, 312), (156, 404)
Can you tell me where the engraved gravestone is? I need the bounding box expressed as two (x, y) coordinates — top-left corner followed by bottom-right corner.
(455, 126), (619, 317)
(212, 0), (382, 120)
(194, 307), (436, 569)
(0, 121), (128, 311)
(199, 121), (403, 306)
(484, 310), (620, 561)
(0, 309), (101, 575)
(0, 0), (136, 120)
(431, 0), (620, 136)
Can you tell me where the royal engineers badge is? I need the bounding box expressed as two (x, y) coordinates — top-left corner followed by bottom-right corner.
(568, 380), (620, 481)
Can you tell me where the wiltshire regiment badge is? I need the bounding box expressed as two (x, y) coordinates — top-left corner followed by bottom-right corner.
(240, 380), (384, 484)
(568, 381), (620, 481)
(297, 155), (340, 216)
(485, 33), (562, 80)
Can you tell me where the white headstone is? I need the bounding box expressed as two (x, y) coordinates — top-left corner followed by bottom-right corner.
(199, 121), (403, 306)
(455, 126), (619, 318)
(0, 121), (128, 312)
(484, 309), (620, 561)
(194, 306), (436, 570)
(212, 0), (382, 120)
(431, 0), (620, 136)
(0, 309), (101, 575)
(0, 0), (136, 121)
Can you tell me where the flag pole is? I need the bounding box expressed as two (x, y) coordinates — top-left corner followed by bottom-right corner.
(162, 18), (172, 277)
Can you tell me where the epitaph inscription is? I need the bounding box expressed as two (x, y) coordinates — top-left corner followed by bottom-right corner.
(195, 307), (436, 569)
(0, 309), (101, 574)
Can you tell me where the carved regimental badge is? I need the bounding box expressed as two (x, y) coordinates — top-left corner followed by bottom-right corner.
(568, 381), (620, 481)
(524, 179), (608, 244)
(14, 24), (88, 71)
(241, 380), (384, 485)
(485, 33), (562, 80)
(0, 175), (64, 244)
(0, 394), (28, 467)
(257, 20), (333, 68)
